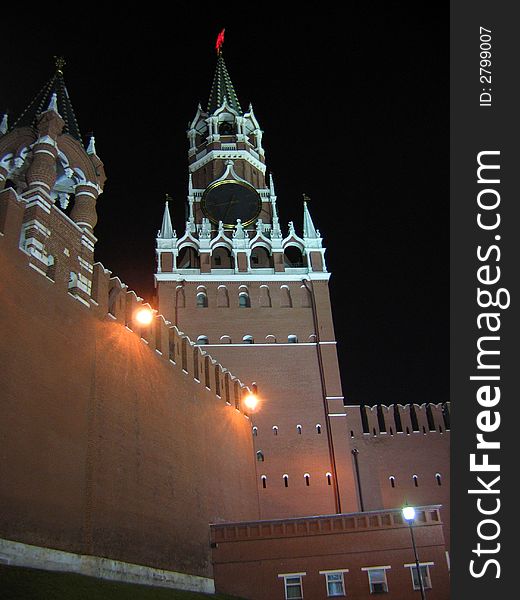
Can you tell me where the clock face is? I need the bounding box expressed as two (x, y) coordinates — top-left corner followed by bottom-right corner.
(201, 180), (261, 228)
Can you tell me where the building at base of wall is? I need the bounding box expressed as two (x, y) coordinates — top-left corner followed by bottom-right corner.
(0, 538), (215, 593)
(211, 506), (449, 600)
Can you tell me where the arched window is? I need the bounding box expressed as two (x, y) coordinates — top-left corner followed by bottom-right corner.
(273, 426), (278, 436)
(283, 474), (289, 488)
(288, 334), (298, 343)
(256, 451), (264, 462)
(252, 426), (258, 437)
(326, 472), (332, 486)
(389, 476), (395, 488)
(177, 246), (200, 269)
(436, 473), (442, 486)
(251, 246), (273, 268)
(219, 121), (236, 135)
(296, 424), (302, 435)
(239, 292), (250, 308)
(280, 285), (292, 308)
(196, 335), (209, 345)
(316, 424), (322, 434)
(300, 284), (312, 308)
(413, 475), (419, 487)
(261, 475), (267, 488)
(304, 473), (310, 487)
(259, 285), (272, 307)
(212, 247), (234, 269)
(196, 292), (208, 308)
(284, 246), (305, 267)
(265, 334), (276, 344)
(220, 335), (232, 344)
(216, 285), (229, 307)
(243, 335), (254, 344)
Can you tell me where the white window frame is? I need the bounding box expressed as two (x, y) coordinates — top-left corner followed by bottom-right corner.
(319, 569), (348, 597)
(404, 562), (434, 590)
(361, 566), (391, 594)
(278, 572), (305, 599)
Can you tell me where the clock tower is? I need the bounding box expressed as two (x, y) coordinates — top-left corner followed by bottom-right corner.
(155, 40), (357, 519)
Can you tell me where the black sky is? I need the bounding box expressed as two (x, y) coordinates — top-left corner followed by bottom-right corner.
(2, 4), (448, 406)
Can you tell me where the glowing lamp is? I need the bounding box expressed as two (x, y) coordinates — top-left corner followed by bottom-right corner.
(402, 506), (416, 522)
(135, 307), (154, 326)
(244, 393), (259, 412)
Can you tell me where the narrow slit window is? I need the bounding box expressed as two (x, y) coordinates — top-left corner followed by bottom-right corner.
(304, 473), (310, 487)
(297, 424), (302, 435)
(389, 476), (395, 488)
(257, 451), (264, 462)
(326, 472), (332, 486)
(283, 474), (289, 488)
(316, 424), (322, 434)
(261, 475), (267, 489)
(413, 475), (419, 487)
(252, 426), (258, 437)
(273, 426), (278, 436)
(436, 473), (442, 486)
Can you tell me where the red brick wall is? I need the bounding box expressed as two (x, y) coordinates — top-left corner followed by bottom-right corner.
(0, 192), (259, 577)
(211, 508), (450, 600)
(158, 278), (356, 519)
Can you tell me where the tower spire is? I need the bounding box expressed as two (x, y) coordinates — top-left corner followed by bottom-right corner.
(303, 194), (319, 238)
(10, 56), (82, 141)
(207, 40), (242, 115)
(160, 196), (175, 239)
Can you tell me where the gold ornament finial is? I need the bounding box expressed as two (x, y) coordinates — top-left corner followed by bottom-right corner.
(54, 56), (66, 74)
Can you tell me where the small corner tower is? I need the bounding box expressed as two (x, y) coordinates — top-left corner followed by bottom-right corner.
(155, 33), (355, 519)
(0, 58), (106, 304)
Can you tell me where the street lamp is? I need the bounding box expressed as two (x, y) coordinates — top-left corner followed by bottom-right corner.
(135, 307), (154, 326)
(402, 505), (426, 599)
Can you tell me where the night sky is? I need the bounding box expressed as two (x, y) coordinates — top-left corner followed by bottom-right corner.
(2, 5), (448, 406)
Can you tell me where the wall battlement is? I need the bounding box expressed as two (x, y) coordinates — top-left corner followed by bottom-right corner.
(346, 402), (451, 439)
(0, 185), (252, 415)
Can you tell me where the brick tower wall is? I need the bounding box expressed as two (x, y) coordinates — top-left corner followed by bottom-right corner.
(157, 278), (358, 519)
(0, 188), (259, 578)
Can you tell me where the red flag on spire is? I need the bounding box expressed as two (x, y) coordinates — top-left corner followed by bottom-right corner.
(216, 28), (225, 54)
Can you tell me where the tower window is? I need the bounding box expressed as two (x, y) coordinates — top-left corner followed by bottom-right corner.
(316, 424), (322, 434)
(196, 292), (208, 308)
(304, 474), (310, 487)
(239, 293), (250, 308)
(436, 473), (442, 486)
(273, 426), (278, 436)
(256, 451), (264, 462)
(326, 472), (332, 486)
(288, 334), (298, 343)
(243, 335), (254, 344)
(261, 475), (267, 488)
(296, 425), (302, 435)
(252, 426), (258, 436)
(389, 476), (395, 488)
(196, 335), (208, 345)
(283, 474), (289, 488)
(413, 475), (419, 487)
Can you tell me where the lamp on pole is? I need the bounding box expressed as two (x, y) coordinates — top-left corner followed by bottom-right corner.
(402, 506), (426, 599)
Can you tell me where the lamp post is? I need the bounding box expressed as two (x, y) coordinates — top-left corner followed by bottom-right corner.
(402, 506), (426, 599)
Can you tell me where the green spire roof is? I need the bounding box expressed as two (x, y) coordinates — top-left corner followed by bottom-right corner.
(207, 53), (242, 115)
(11, 58), (82, 141)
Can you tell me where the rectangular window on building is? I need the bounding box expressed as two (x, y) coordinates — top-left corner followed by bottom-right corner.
(278, 574), (305, 599)
(406, 563), (433, 590)
(325, 572), (345, 596)
(362, 567), (390, 594)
